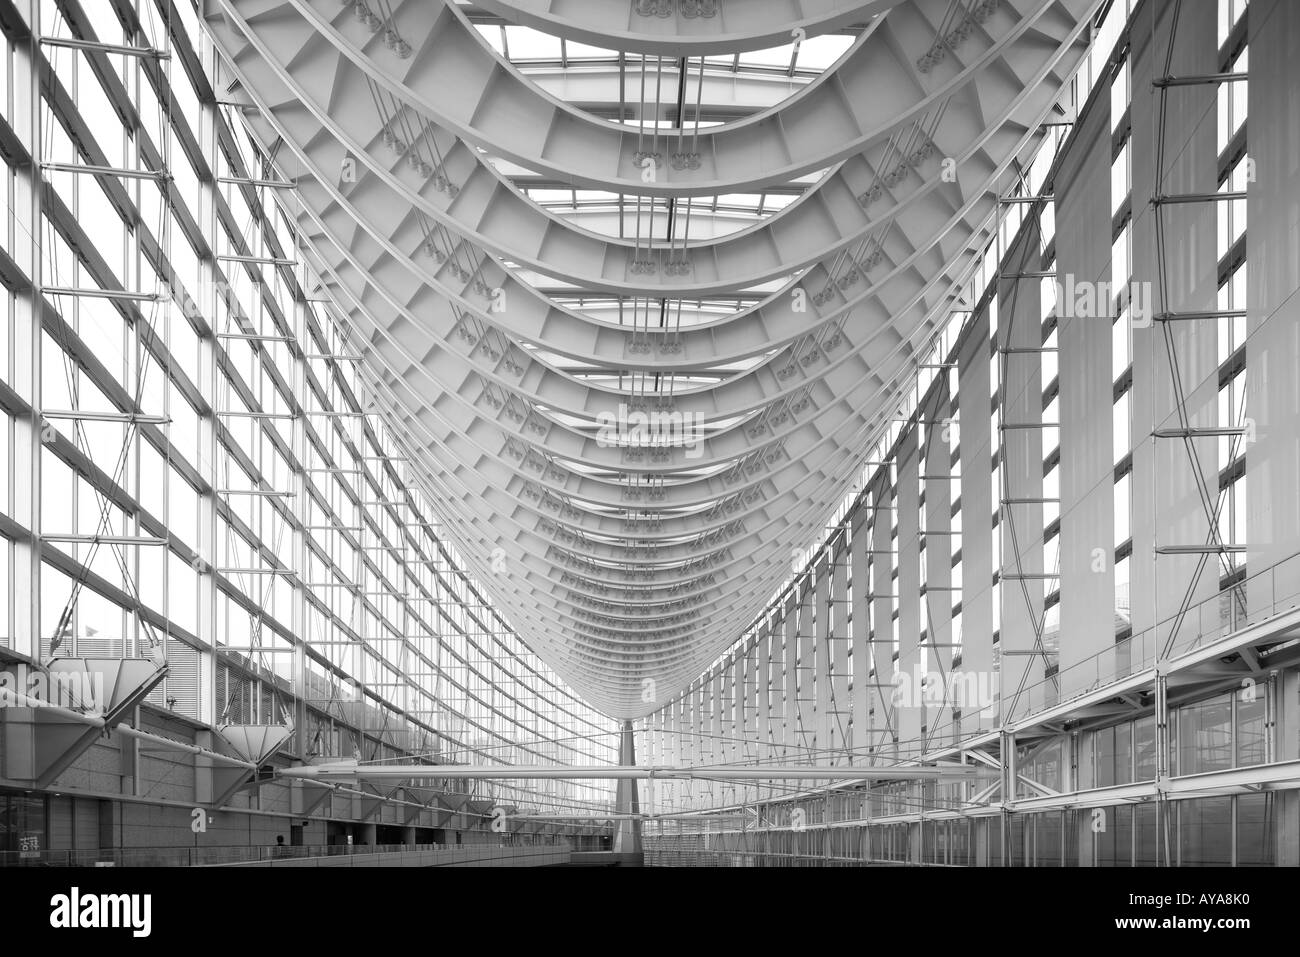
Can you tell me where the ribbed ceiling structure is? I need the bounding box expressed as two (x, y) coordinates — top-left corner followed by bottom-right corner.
(201, 0), (1100, 718)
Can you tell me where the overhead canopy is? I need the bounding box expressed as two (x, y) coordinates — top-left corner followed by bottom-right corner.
(202, 0), (1101, 717)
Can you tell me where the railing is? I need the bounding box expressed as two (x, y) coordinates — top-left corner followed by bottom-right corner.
(924, 551), (1300, 742)
(646, 553), (1300, 819)
(0, 839), (574, 868)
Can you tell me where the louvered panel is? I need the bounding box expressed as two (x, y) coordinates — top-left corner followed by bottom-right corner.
(159, 640), (200, 719)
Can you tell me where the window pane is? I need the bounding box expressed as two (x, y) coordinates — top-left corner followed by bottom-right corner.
(1236, 686), (1267, 767)
(1178, 797), (1232, 866)
(1177, 693), (1232, 775)
(1236, 794), (1275, 866)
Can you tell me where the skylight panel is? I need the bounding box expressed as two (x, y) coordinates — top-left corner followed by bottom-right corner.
(564, 39), (620, 60)
(474, 23), (505, 55)
(502, 25), (562, 61)
(739, 41), (797, 68)
(792, 34), (855, 70)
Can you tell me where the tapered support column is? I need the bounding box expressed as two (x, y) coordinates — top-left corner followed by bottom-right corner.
(613, 720), (642, 857)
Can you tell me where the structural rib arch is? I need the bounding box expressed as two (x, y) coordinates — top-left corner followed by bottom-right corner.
(283, 171), (1004, 709)
(345, 366), (875, 710)
(201, 0), (1105, 716)
(209, 0), (1080, 298)
(248, 103), (1028, 486)
(210, 0), (1083, 377)
(213, 50), (1070, 485)
(218, 0), (1077, 196)
(300, 213), (976, 645)
(468, 0), (901, 56)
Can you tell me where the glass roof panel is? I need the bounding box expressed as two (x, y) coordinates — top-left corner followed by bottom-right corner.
(737, 42), (796, 68)
(503, 24), (562, 60)
(474, 23), (505, 54)
(793, 34), (857, 70)
(564, 39), (621, 59)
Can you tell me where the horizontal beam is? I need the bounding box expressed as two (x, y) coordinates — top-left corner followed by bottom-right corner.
(0, 688), (254, 770)
(280, 763), (994, 783)
(40, 36), (169, 59)
(1156, 544), (1247, 555)
(42, 534), (167, 546)
(41, 410), (169, 424)
(40, 286), (162, 302)
(41, 161), (167, 180)
(216, 254), (296, 266)
(1156, 309), (1246, 322)
(1010, 758), (1300, 814)
(1153, 191), (1246, 205)
(515, 812), (745, 823)
(216, 176), (296, 189)
(1153, 72), (1248, 88)
(215, 332), (295, 343)
(1152, 426), (1247, 438)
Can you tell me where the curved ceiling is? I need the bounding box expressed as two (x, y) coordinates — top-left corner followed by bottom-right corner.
(468, 0), (903, 56)
(202, 0), (1101, 718)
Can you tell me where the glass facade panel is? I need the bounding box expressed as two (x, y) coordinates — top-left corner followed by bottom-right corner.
(1178, 798), (1233, 867)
